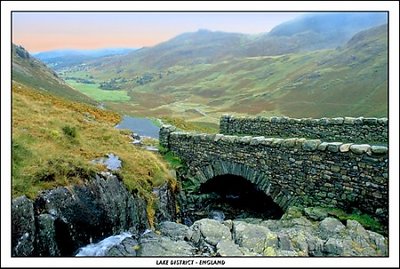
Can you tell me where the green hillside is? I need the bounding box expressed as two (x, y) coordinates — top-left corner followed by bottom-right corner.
(12, 44), (96, 105)
(59, 23), (388, 124)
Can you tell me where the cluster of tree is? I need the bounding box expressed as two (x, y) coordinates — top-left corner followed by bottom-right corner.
(135, 72), (165, 85)
(136, 73), (155, 85)
(99, 78), (122, 90)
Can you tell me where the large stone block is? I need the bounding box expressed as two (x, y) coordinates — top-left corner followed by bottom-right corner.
(350, 144), (371, 155)
(302, 139), (321, 151)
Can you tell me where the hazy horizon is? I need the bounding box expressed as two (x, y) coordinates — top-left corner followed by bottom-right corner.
(13, 12), (304, 53)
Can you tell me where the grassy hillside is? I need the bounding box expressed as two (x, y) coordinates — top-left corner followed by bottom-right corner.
(12, 82), (175, 213)
(57, 21), (387, 127)
(12, 44), (96, 105)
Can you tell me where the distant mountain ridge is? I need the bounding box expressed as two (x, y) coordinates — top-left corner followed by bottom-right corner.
(84, 13), (387, 73)
(34, 48), (136, 70)
(34, 48), (136, 58)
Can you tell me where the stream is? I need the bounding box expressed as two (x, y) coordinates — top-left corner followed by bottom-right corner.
(115, 115), (160, 139)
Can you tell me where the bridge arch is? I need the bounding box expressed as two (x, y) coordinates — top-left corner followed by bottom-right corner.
(161, 125), (388, 223)
(192, 160), (296, 211)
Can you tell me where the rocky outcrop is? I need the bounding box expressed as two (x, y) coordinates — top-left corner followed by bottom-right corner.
(157, 221), (192, 241)
(103, 207), (388, 257)
(137, 231), (194, 256)
(12, 172), (150, 256)
(233, 221), (278, 254)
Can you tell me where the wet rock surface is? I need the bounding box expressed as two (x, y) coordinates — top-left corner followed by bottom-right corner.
(11, 173), (149, 256)
(106, 237), (139, 256)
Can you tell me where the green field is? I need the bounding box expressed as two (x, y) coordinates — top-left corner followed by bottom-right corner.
(66, 80), (130, 102)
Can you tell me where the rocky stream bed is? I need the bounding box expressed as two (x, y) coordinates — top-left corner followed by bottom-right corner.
(78, 207), (388, 257)
(12, 169), (388, 257)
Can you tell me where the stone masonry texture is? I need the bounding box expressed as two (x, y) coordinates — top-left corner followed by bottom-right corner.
(159, 123), (388, 224)
(219, 115), (388, 144)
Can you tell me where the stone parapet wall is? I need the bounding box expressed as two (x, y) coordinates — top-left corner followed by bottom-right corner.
(220, 115), (388, 143)
(160, 125), (388, 223)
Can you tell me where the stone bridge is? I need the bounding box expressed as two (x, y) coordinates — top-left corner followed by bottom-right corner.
(159, 116), (388, 222)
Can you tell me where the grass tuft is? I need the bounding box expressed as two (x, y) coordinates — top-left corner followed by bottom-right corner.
(316, 207), (385, 235)
(62, 125), (77, 138)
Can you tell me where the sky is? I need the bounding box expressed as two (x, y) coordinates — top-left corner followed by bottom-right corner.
(12, 12), (304, 53)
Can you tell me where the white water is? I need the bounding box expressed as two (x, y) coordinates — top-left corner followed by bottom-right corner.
(75, 232), (132, 256)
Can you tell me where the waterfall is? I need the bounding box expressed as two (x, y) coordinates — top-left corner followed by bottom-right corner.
(75, 232), (132, 256)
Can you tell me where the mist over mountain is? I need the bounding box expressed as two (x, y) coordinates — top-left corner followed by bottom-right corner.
(269, 12), (387, 37)
(264, 12), (387, 50)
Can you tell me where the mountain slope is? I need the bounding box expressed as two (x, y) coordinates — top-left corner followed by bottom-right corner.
(269, 23), (388, 117)
(122, 24), (388, 119)
(85, 12), (387, 75)
(242, 12), (387, 56)
(59, 18), (388, 122)
(86, 29), (247, 75)
(12, 44), (96, 104)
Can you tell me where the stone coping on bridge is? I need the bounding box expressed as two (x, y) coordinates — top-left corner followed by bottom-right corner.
(160, 125), (388, 155)
(219, 115), (388, 144)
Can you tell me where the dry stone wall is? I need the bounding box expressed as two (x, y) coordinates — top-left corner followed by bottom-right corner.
(220, 115), (388, 143)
